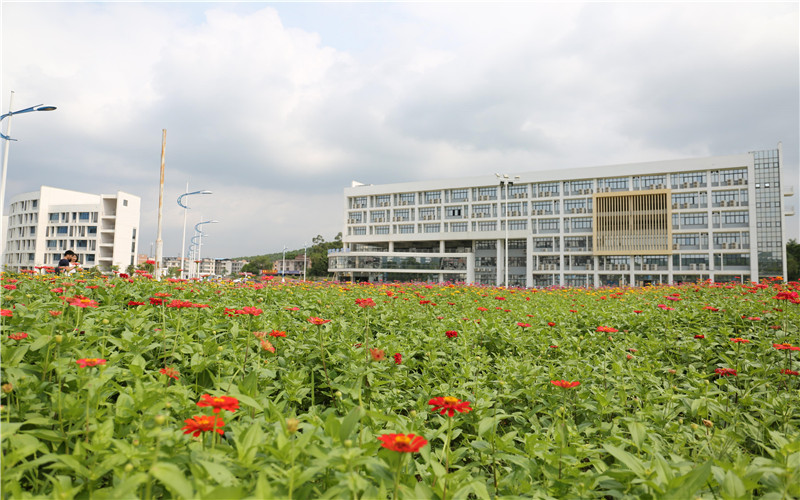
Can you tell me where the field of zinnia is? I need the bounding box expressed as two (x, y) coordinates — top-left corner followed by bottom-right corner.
(1, 272), (799, 499)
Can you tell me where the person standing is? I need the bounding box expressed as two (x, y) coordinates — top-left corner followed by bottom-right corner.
(55, 250), (77, 274)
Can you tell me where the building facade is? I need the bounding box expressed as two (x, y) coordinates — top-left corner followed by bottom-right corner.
(3, 186), (140, 272)
(329, 146), (791, 287)
(274, 255), (311, 276)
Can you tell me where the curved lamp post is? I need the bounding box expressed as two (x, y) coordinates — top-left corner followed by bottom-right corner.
(0, 92), (57, 270)
(177, 187), (212, 279)
(495, 173), (520, 287)
(194, 219), (218, 278)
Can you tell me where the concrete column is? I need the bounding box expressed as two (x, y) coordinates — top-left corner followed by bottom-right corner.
(496, 238), (503, 286)
(526, 235), (534, 288)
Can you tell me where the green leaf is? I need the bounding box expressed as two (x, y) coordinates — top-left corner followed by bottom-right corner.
(664, 461), (712, 500)
(150, 462), (193, 499)
(339, 405), (364, 443)
(198, 459), (236, 486)
(602, 443), (646, 476)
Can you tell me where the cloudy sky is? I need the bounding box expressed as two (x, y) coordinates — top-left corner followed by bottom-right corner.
(2, 1), (798, 258)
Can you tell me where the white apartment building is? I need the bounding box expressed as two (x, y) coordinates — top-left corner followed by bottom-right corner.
(329, 145), (792, 287)
(3, 186), (140, 272)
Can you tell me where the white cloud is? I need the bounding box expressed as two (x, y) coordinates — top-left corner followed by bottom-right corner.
(1, 1), (797, 258)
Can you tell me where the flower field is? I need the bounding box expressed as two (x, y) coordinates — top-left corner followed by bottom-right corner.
(1, 273), (799, 499)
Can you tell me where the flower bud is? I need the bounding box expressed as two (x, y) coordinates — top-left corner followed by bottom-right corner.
(124, 463), (134, 473)
(409, 410), (417, 418)
(334, 391), (342, 398)
(344, 439), (353, 448)
(286, 418), (299, 433)
(102, 319), (109, 325)
(1, 383), (13, 394)
(54, 335), (63, 344)
(217, 346), (224, 352)
(154, 415), (166, 426)
(691, 423), (698, 430)
(702, 419), (713, 428)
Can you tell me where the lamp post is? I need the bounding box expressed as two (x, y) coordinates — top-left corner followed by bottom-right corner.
(177, 185), (212, 279)
(495, 173), (520, 287)
(303, 242), (308, 281)
(0, 91), (57, 270)
(194, 219), (218, 279)
(281, 245), (287, 282)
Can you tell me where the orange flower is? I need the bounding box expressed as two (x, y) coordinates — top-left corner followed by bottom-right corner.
(182, 415), (225, 437)
(428, 396), (472, 417)
(596, 326), (618, 333)
(378, 433), (428, 452)
(260, 339), (276, 353)
(370, 348), (386, 361)
(269, 330), (287, 338)
(159, 367), (180, 380)
(308, 317), (331, 325)
(8, 332), (28, 340)
(196, 394), (240, 414)
(76, 358), (106, 368)
(551, 380), (580, 389)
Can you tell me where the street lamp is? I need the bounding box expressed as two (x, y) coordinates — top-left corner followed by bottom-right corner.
(0, 91), (57, 270)
(303, 242), (308, 281)
(495, 173), (520, 288)
(281, 245), (287, 282)
(177, 186), (212, 279)
(194, 219), (218, 279)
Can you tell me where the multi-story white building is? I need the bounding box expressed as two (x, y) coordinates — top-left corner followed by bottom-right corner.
(329, 145), (792, 287)
(3, 186), (141, 272)
(274, 255), (311, 276)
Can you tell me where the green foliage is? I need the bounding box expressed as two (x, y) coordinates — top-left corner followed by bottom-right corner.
(787, 239), (800, 281)
(1, 274), (798, 498)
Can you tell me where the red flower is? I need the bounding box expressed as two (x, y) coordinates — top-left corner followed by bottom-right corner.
(633, 310), (643, 314)
(49, 310), (61, 317)
(370, 348), (386, 361)
(196, 394), (240, 414)
(65, 296), (99, 308)
(745, 316), (761, 321)
(551, 380), (580, 389)
(240, 306), (262, 316)
(477, 307), (488, 312)
(128, 301), (145, 306)
(547, 322), (556, 327)
(160, 367), (180, 380)
(1, 309), (12, 317)
(596, 326), (618, 333)
(780, 369), (799, 376)
(308, 317), (331, 325)
(182, 415), (225, 437)
(549, 345), (558, 349)
(8, 332), (28, 340)
(269, 330), (287, 338)
(355, 298), (376, 308)
(76, 358), (107, 368)
(703, 306), (720, 311)
(429, 396), (472, 416)
(694, 334), (705, 339)
(285, 307), (300, 311)
(149, 298), (164, 306)
(3, 284), (17, 290)
(773, 343), (800, 351)
(393, 353), (402, 364)
(260, 340), (276, 353)
(517, 322), (531, 328)
(445, 330), (458, 339)
(730, 338), (750, 343)
(378, 433), (428, 453)
(715, 368), (737, 377)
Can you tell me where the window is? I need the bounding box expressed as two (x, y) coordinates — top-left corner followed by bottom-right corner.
(353, 227), (366, 235)
(394, 209), (411, 221)
(602, 177), (629, 191)
(538, 219), (559, 232)
(535, 182), (559, 196)
(423, 191), (441, 204)
(508, 184), (528, 197)
(351, 196), (367, 209)
(450, 188), (468, 201)
(571, 218), (592, 231)
(123, 199), (128, 207)
(57, 226), (68, 234)
(423, 224), (440, 233)
(88, 226), (97, 235)
(446, 206), (463, 218)
(397, 193), (415, 205)
(375, 226), (390, 235)
(477, 221), (497, 231)
(49, 213), (59, 222)
(46, 240), (57, 249)
(79, 212), (90, 221)
(375, 195), (391, 207)
(475, 240), (496, 250)
(450, 222), (468, 232)
(680, 213), (708, 226)
(508, 220), (527, 231)
(398, 224), (414, 234)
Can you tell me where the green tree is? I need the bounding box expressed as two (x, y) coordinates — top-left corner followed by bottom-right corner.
(240, 255), (273, 275)
(787, 239), (800, 281)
